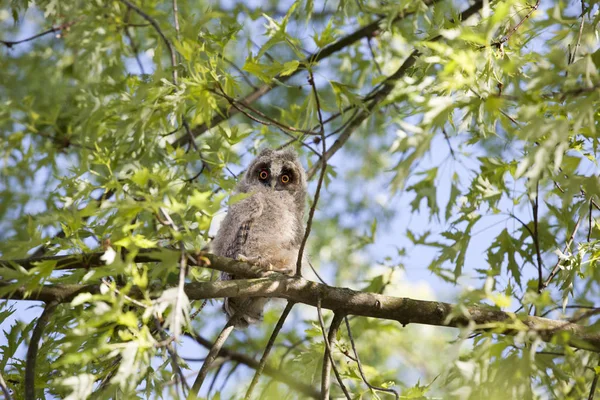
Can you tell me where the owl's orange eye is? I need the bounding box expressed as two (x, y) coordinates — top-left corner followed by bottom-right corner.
(280, 174), (290, 184)
(258, 170), (269, 180)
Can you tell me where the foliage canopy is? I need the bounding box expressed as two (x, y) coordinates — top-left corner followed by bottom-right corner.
(0, 0), (599, 398)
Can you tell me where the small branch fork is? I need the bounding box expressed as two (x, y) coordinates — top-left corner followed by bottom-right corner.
(344, 316), (400, 399)
(491, 0), (541, 49)
(318, 304), (351, 399)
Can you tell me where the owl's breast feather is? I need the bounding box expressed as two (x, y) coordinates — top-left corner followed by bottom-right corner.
(254, 191), (298, 245)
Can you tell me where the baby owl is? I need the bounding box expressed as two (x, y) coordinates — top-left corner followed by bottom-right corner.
(211, 148), (307, 327)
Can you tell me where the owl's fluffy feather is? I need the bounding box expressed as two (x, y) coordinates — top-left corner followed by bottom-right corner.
(211, 148), (307, 327)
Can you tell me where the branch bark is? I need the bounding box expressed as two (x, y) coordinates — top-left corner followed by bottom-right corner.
(3, 249), (600, 352)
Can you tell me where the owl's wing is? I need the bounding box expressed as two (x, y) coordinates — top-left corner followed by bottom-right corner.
(220, 193), (264, 278)
(221, 194), (265, 327)
(225, 219), (252, 259)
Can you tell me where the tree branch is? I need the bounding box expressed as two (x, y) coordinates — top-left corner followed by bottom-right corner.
(5, 248), (600, 352)
(1, 21), (77, 48)
(188, 318), (237, 399)
(25, 302), (58, 400)
(320, 311), (349, 399)
(0, 369), (13, 400)
(244, 301), (295, 398)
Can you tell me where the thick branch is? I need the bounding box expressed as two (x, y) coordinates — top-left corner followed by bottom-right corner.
(3, 250), (600, 352)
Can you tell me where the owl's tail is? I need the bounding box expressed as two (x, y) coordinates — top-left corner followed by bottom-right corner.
(223, 297), (269, 328)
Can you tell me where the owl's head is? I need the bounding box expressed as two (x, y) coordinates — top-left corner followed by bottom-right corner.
(238, 148), (307, 207)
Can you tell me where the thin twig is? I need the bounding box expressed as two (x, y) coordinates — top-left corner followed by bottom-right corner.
(588, 198), (594, 243)
(589, 357), (600, 400)
(188, 317), (238, 399)
(442, 129), (456, 159)
(118, 0), (178, 84)
(344, 316), (399, 399)
(532, 183), (544, 293)
(169, 0), (201, 158)
(491, 0), (541, 48)
(318, 305), (350, 400)
(541, 212), (585, 290)
(1, 21), (77, 48)
(154, 319), (190, 396)
(541, 305), (599, 318)
(211, 86), (320, 136)
(25, 302), (58, 400)
(123, 8), (145, 74)
(219, 362), (240, 393)
(191, 333), (320, 398)
(207, 362), (225, 398)
(296, 71), (328, 276)
(244, 301), (296, 399)
(569, 0), (586, 65)
(0, 370), (13, 400)
(157, 207), (189, 395)
(366, 37), (383, 75)
(172, 0), (181, 39)
(223, 57), (258, 89)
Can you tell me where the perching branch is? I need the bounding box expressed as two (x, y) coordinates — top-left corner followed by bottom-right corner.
(4, 249), (600, 352)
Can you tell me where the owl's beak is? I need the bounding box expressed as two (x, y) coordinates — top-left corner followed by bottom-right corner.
(270, 180), (277, 189)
